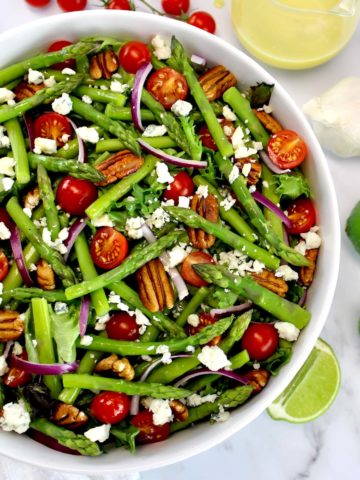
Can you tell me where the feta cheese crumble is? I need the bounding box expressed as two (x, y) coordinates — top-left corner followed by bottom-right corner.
(186, 393), (218, 407)
(84, 424), (111, 443)
(80, 335), (94, 346)
(151, 35), (171, 60)
(44, 76), (56, 88)
(42, 227), (69, 255)
(0, 222), (11, 240)
(171, 100), (193, 117)
(220, 193), (236, 211)
(91, 214), (114, 228)
(274, 322), (300, 342)
(222, 105), (237, 121)
(165, 245), (188, 268)
(0, 401), (31, 434)
(54, 302), (68, 314)
(76, 127), (99, 144)
(33, 137), (57, 155)
(125, 217), (144, 239)
(156, 162), (174, 184)
(135, 309), (151, 335)
(0, 177), (14, 192)
(156, 345), (172, 364)
(0, 88), (15, 105)
(275, 265), (299, 282)
(216, 250), (264, 277)
(28, 69), (44, 85)
(82, 94), (93, 104)
(142, 398), (173, 425)
(62, 68), (76, 75)
(212, 405), (230, 423)
(143, 124), (167, 137)
(0, 126), (10, 149)
(0, 356), (9, 376)
(195, 185), (208, 199)
(110, 80), (129, 93)
(241, 162), (252, 178)
(95, 313), (110, 331)
(229, 165), (240, 184)
(300, 227), (322, 250)
(187, 313), (200, 327)
(178, 196), (190, 208)
(197, 345), (231, 371)
(146, 208), (170, 230)
(52, 93), (73, 115)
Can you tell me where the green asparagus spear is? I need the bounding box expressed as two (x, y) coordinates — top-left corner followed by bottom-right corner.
(4, 118), (30, 184)
(6, 197), (76, 287)
(65, 230), (184, 299)
(9, 288), (67, 303)
(214, 153), (309, 267)
(56, 139), (79, 160)
(105, 104), (155, 122)
(220, 310), (252, 353)
(176, 286), (209, 327)
(165, 206), (279, 270)
(73, 85), (127, 107)
(30, 418), (101, 456)
(179, 117), (203, 161)
(37, 164), (60, 242)
(262, 164), (283, 239)
(95, 136), (178, 154)
(194, 264), (311, 328)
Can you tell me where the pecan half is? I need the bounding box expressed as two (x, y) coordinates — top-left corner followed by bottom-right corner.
(188, 193), (219, 249)
(170, 400), (189, 422)
(23, 187), (40, 210)
(243, 369), (270, 394)
(251, 269), (288, 297)
(95, 150), (144, 186)
(253, 110), (283, 135)
(0, 311), (24, 342)
(236, 157), (262, 186)
(136, 259), (175, 313)
(52, 403), (88, 430)
(14, 81), (45, 101)
(199, 65), (237, 102)
(187, 312), (221, 347)
(36, 259), (56, 291)
(95, 354), (135, 381)
(299, 248), (319, 287)
(90, 50), (119, 80)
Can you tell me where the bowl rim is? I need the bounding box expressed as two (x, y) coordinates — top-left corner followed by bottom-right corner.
(0, 9), (341, 474)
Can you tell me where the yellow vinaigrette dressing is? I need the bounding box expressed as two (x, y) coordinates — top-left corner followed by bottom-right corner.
(231, 0), (359, 69)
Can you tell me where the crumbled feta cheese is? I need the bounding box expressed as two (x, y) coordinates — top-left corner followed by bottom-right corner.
(300, 227), (321, 250)
(12, 342), (23, 356)
(44, 76), (56, 88)
(196, 185), (208, 199)
(112, 73), (122, 79)
(143, 124), (168, 137)
(142, 398), (173, 425)
(186, 393), (218, 407)
(0, 356), (9, 376)
(165, 245), (188, 268)
(146, 208), (170, 230)
(222, 105), (237, 121)
(28, 69), (44, 85)
(42, 227), (69, 255)
(52, 93), (73, 115)
(171, 100), (193, 117)
(161, 199), (175, 207)
(249, 185), (256, 193)
(76, 127), (99, 144)
(141, 355), (153, 362)
(125, 216), (144, 239)
(231, 126), (244, 147)
(241, 163), (251, 178)
(294, 241), (307, 256)
(110, 80), (128, 93)
(61, 133), (70, 144)
(0, 401), (31, 434)
(0, 177), (14, 192)
(84, 424), (111, 443)
(275, 265), (299, 282)
(274, 321), (300, 342)
(156, 345), (172, 364)
(0, 126), (10, 149)
(61, 68), (76, 75)
(33, 216), (47, 228)
(178, 196), (190, 208)
(220, 193), (236, 212)
(252, 260), (265, 274)
(187, 313), (199, 327)
(82, 94), (93, 104)
(95, 313), (110, 331)
(156, 162), (174, 184)
(0, 88), (15, 105)
(135, 309), (151, 335)
(263, 104), (273, 114)
(262, 180), (269, 188)
(100, 85), (109, 91)
(108, 291), (131, 312)
(234, 145), (257, 159)
(29, 263), (37, 272)
(212, 405), (230, 423)
(91, 214), (114, 228)
(54, 302), (68, 314)
(253, 141), (263, 151)
(186, 345), (195, 353)
(253, 361), (261, 370)
(151, 35), (171, 60)
(80, 335), (93, 346)
(0, 221), (11, 240)
(198, 345), (231, 371)
(23, 208), (32, 218)
(229, 165), (240, 184)
(33, 137), (57, 155)
(223, 125), (233, 137)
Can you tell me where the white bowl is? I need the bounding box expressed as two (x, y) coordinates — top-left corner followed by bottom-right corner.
(0, 10), (340, 475)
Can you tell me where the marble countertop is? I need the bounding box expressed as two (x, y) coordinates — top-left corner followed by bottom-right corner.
(1, 1), (360, 479)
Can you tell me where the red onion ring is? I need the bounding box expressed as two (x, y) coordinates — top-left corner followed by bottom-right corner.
(30, 430), (80, 455)
(23, 113), (35, 151)
(252, 190), (291, 228)
(299, 289), (308, 307)
(63, 217), (87, 261)
(138, 138), (207, 168)
(174, 368), (249, 388)
(131, 62), (153, 131)
(79, 295), (90, 337)
(191, 54), (207, 67)
(9, 225), (33, 286)
(67, 117), (87, 163)
(210, 302), (253, 319)
(259, 150), (290, 175)
(11, 355), (78, 375)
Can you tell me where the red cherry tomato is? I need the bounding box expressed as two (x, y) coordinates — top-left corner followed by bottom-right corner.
(90, 227), (128, 270)
(131, 410), (170, 444)
(106, 0), (131, 9)
(0, 207), (14, 229)
(267, 130), (307, 170)
(161, 0), (190, 15)
(119, 41), (151, 74)
(163, 172), (195, 202)
(4, 352), (32, 388)
(57, 0), (87, 12)
(34, 113), (72, 147)
(199, 119), (234, 151)
(187, 11), (216, 34)
(25, 0), (51, 7)
(0, 250), (9, 282)
(106, 312), (140, 341)
(47, 40), (76, 70)
(181, 251), (215, 287)
(241, 323), (279, 361)
(90, 391), (130, 424)
(147, 67), (188, 110)
(286, 198), (316, 235)
(56, 176), (98, 216)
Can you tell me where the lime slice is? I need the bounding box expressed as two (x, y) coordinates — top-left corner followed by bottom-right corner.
(267, 338), (341, 423)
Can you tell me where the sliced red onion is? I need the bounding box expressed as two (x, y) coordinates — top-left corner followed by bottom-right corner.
(283, 225), (290, 246)
(174, 368), (249, 388)
(11, 355), (78, 375)
(299, 289), (308, 307)
(131, 61), (153, 131)
(138, 139), (207, 169)
(67, 117), (87, 163)
(23, 113), (35, 151)
(141, 223), (189, 301)
(260, 150), (290, 175)
(3, 341), (14, 360)
(210, 302), (253, 319)
(63, 217), (87, 261)
(31, 430), (80, 455)
(252, 190), (291, 228)
(79, 295), (90, 337)
(191, 54), (207, 67)
(9, 225), (33, 286)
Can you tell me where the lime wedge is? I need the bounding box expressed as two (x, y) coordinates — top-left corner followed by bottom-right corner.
(267, 339), (340, 423)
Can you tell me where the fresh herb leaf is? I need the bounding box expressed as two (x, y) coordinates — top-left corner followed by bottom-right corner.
(50, 304), (80, 363)
(111, 425), (139, 454)
(262, 339), (293, 375)
(286, 283), (305, 304)
(249, 82), (274, 108)
(179, 116), (203, 161)
(274, 171), (310, 201)
(207, 287), (238, 309)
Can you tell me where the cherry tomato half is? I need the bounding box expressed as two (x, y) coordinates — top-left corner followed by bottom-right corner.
(267, 130), (307, 170)
(34, 113), (72, 147)
(90, 391), (130, 424)
(187, 11), (216, 34)
(147, 67), (188, 109)
(56, 176), (98, 216)
(119, 41), (151, 74)
(163, 171), (195, 202)
(25, 0), (51, 7)
(57, 0), (87, 12)
(106, 0), (131, 9)
(181, 251), (215, 287)
(47, 40), (76, 71)
(199, 119), (234, 151)
(162, 0), (190, 15)
(90, 227), (128, 270)
(4, 352), (32, 388)
(241, 323), (279, 361)
(286, 198), (316, 235)
(106, 312), (140, 341)
(131, 410), (170, 444)
(0, 249), (9, 282)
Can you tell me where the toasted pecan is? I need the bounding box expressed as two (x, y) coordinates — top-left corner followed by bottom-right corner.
(253, 110), (283, 135)
(23, 187), (40, 211)
(95, 354), (135, 381)
(14, 81), (45, 101)
(299, 248), (319, 287)
(90, 50), (119, 80)
(52, 403), (88, 430)
(95, 150), (144, 186)
(251, 269), (288, 297)
(199, 65), (237, 102)
(136, 259), (175, 313)
(187, 312), (221, 347)
(243, 369), (270, 394)
(36, 259), (56, 291)
(0, 311), (24, 342)
(170, 400), (189, 422)
(236, 157), (262, 186)
(188, 193), (219, 249)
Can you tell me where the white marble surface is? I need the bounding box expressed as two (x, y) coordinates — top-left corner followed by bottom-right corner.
(1, 1), (360, 479)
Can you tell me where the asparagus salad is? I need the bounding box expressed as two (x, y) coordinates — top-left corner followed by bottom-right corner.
(0, 34), (321, 455)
